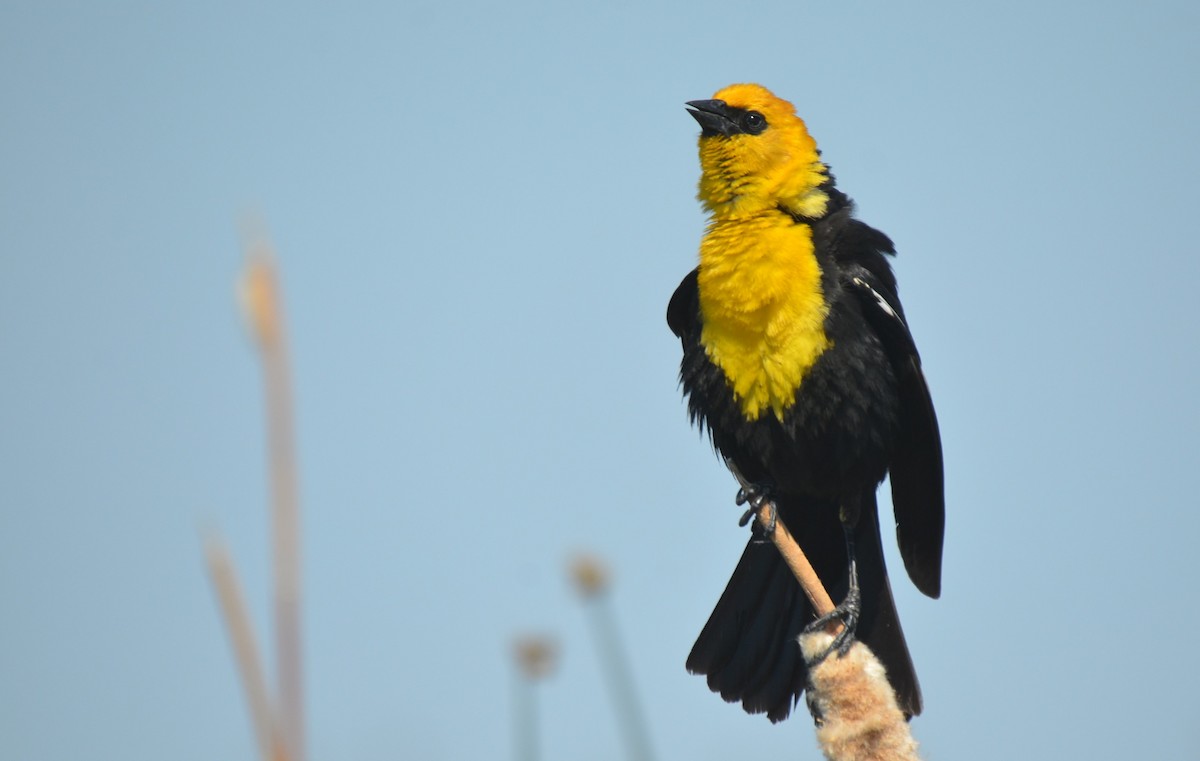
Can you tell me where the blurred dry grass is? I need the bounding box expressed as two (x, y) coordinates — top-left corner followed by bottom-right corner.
(205, 229), (303, 761)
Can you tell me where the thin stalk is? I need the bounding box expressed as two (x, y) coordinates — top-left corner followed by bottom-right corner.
(203, 533), (287, 761)
(240, 234), (304, 761)
(584, 593), (655, 761)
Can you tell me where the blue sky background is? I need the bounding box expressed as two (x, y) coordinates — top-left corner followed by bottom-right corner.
(2, 1), (1198, 759)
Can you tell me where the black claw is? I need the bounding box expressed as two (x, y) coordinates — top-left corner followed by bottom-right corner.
(803, 584), (862, 660)
(734, 482), (777, 537)
(736, 487), (770, 510)
(804, 524), (862, 662)
(723, 460), (778, 538)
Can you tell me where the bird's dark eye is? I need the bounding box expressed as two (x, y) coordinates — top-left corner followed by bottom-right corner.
(743, 111), (767, 134)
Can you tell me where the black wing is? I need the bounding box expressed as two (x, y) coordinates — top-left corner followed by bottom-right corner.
(846, 266), (944, 598)
(667, 268), (699, 340)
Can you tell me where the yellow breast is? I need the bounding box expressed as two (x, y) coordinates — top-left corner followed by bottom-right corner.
(697, 214), (831, 421)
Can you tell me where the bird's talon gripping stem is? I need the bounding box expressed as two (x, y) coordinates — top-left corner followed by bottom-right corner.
(734, 483), (776, 535)
(803, 528), (861, 660)
(725, 459), (777, 536)
(803, 584), (861, 659)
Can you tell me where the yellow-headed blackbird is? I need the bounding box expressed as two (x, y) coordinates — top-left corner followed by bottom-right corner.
(668, 84), (944, 721)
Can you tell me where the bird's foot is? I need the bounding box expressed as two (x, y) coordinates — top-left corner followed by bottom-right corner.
(735, 482), (776, 536)
(802, 584), (862, 661)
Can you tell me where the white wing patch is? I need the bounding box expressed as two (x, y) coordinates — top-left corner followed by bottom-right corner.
(851, 275), (902, 323)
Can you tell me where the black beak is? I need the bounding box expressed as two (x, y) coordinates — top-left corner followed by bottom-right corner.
(686, 99), (738, 137)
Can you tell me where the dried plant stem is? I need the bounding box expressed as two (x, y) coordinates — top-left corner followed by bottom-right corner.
(241, 232), (304, 761)
(203, 534), (287, 761)
(266, 291), (303, 761)
(759, 502), (838, 624)
(583, 592), (656, 761)
(512, 636), (557, 761)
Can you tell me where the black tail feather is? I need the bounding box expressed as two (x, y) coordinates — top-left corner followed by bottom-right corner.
(687, 494), (921, 721)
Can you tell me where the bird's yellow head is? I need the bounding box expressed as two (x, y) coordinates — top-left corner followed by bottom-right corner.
(687, 84), (830, 220)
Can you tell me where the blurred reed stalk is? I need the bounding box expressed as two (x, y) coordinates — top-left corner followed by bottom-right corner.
(570, 554), (656, 761)
(202, 533), (287, 761)
(239, 229), (305, 761)
(512, 636), (558, 761)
